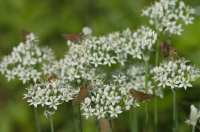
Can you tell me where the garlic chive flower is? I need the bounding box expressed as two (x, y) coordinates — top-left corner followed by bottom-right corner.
(0, 32), (56, 84)
(134, 26), (157, 60)
(81, 76), (139, 120)
(153, 57), (200, 90)
(23, 76), (76, 117)
(141, 0), (195, 35)
(185, 105), (200, 127)
(54, 28), (143, 85)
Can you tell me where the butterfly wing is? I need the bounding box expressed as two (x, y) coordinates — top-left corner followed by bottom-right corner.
(159, 40), (179, 57)
(62, 33), (84, 44)
(47, 74), (57, 82)
(72, 88), (88, 106)
(21, 29), (30, 43)
(130, 89), (156, 102)
(159, 41), (170, 57)
(136, 91), (156, 102)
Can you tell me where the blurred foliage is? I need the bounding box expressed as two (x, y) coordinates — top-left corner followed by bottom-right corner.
(0, 0), (200, 132)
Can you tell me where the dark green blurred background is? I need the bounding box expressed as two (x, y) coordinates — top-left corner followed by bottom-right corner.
(0, 0), (200, 132)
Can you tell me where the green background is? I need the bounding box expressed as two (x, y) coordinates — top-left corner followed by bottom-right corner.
(0, 0), (200, 132)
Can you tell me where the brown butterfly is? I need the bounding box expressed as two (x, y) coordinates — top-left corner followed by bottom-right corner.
(62, 33), (85, 44)
(129, 89), (156, 102)
(47, 74), (57, 82)
(72, 82), (91, 106)
(21, 29), (30, 43)
(159, 40), (179, 57)
(40, 74), (57, 89)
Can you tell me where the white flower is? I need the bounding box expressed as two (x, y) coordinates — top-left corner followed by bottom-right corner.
(141, 1), (195, 35)
(94, 107), (106, 119)
(103, 54), (116, 67)
(82, 106), (95, 119)
(82, 27), (92, 35)
(153, 57), (200, 90)
(28, 96), (40, 107)
(24, 77), (75, 117)
(113, 74), (126, 83)
(107, 95), (121, 106)
(45, 96), (61, 110)
(91, 56), (102, 68)
(108, 106), (122, 118)
(178, 77), (192, 90)
(185, 105), (200, 127)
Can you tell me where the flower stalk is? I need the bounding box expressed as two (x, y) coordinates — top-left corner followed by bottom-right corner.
(173, 90), (177, 132)
(109, 119), (113, 132)
(145, 60), (149, 132)
(50, 115), (54, 132)
(154, 30), (160, 132)
(133, 107), (138, 132)
(79, 104), (83, 132)
(34, 107), (41, 132)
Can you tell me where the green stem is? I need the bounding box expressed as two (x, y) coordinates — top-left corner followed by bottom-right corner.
(154, 96), (158, 132)
(109, 119), (113, 132)
(173, 90), (177, 132)
(79, 104), (82, 132)
(154, 31), (160, 132)
(192, 125), (195, 132)
(133, 106), (138, 132)
(50, 115), (54, 132)
(145, 60), (149, 132)
(129, 106), (134, 132)
(129, 106), (138, 132)
(73, 106), (79, 132)
(96, 118), (100, 132)
(33, 107), (41, 132)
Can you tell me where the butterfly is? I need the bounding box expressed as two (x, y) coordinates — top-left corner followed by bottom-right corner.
(39, 74), (57, 89)
(62, 33), (85, 44)
(159, 40), (179, 57)
(47, 74), (57, 82)
(72, 82), (91, 106)
(21, 29), (30, 43)
(129, 89), (156, 102)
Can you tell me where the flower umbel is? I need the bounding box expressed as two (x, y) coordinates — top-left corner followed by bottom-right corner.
(153, 57), (200, 90)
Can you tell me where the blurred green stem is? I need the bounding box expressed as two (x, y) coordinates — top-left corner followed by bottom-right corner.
(79, 104), (83, 132)
(73, 106), (79, 132)
(50, 115), (54, 132)
(34, 107), (41, 132)
(129, 106), (138, 132)
(133, 106), (138, 132)
(154, 31), (160, 132)
(96, 118), (100, 132)
(192, 125), (195, 132)
(109, 119), (113, 132)
(173, 90), (177, 132)
(145, 60), (149, 132)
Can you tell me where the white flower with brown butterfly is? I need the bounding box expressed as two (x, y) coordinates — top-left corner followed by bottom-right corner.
(79, 76), (140, 120)
(23, 74), (76, 117)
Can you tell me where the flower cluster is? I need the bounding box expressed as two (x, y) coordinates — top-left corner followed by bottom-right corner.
(53, 28), (143, 85)
(153, 57), (200, 90)
(134, 26), (157, 60)
(141, 0), (195, 36)
(125, 63), (155, 94)
(112, 63), (155, 95)
(185, 105), (200, 127)
(81, 75), (139, 120)
(0, 33), (56, 84)
(23, 75), (76, 117)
